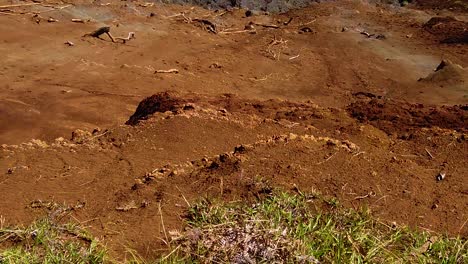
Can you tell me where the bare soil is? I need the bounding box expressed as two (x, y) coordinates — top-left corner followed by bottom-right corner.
(0, 0), (467, 260)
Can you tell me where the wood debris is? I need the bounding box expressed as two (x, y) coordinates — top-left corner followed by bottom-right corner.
(266, 36), (289, 60)
(83, 26), (115, 42)
(72, 18), (86, 23)
(155, 69), (179, 74)
(253, 22), (280, 29)
(116, 200), (138, 211)
(115, 32), (136, 43)
(192, 18), (218, 34)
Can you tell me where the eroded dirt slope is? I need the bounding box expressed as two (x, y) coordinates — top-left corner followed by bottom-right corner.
(1, 92), (467, 259)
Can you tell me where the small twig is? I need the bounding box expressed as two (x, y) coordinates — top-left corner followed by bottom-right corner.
(289, 54), (300, 60)
(283, 17), (293, 26)
(213, 10), (229, 17)
(79, 179), (95, 187)
(219, 29), (255, 35)
(220, 177), (224, 195)
(175, 185), (191, 207)
(299, 19), (316, 27)
(0, 11), (16, 15)
(425, 148), (434, 159)
(155, 69), (179, 74)
(371, 195), (388, 206)
(254, 22), (280, 29)
(354, 191), (376, 200)
(458, 218), (468, 234)
(164, 12), (185, 19)
(71, 18), (86, 23)
(317, 151), (338, 165)
(360, 31), (375, 38)
(0, 3), (41, 8)
(161, 245), (182, 261)
(158, 202), (169, 245)
(114, 32), (136, 43)
(35, 4), (71, 14)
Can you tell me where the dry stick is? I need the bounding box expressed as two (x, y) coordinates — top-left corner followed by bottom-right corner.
(458, 218), (468, 234)
(175, 185), (191, 207)
(371, 195), (388, 206)
(155, 69), (179, 74)
(220, 177), (224, 195)
(316, 151), (338, 165)
(354, 191), (376, 200)
(0, 3), (41, 8)
(161, 245), (182, 261)
(219, 29), (255, 35)
(114, 32), (136, 43)
(35, 4), (71, 14)
(254, 22), (280, 29)
(425, 148), (434, 159)
(164, 12), (185, 19)
(299, 19), (316, 26)
(284, 17), (293, 25)
(158, 202), (169, 245)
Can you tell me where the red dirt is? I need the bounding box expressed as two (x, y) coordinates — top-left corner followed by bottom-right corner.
(423, 16), (468, 44)
(348, 98), (468, 134)
(0, 0), (467, 260)
(415, 0), (468, 13)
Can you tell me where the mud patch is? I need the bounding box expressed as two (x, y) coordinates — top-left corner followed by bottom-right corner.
(347, 99), (468, 134)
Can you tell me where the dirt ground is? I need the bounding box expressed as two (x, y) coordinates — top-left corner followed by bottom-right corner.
(0, 0), (467, 260)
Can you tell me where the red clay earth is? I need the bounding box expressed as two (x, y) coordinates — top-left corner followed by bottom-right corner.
(423, 16), (468, 44)
(0, 0), (467, 260)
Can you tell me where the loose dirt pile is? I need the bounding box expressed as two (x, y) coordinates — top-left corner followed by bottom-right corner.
(348, 98), (468, 135)
(423, 16), (468, 44)
(415, 0), (468, 13)
(419, 59), (468, 84)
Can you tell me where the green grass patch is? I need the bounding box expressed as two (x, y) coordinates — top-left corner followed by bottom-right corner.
(0, 217), (106, 264)
(162, 191), (467, 263)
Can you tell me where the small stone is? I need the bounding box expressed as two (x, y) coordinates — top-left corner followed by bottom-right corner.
(436, 172), (446, 181)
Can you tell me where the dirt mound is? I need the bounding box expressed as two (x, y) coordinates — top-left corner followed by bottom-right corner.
(423, 17), (468, 44)
(347, 99), (468, 135)
(414, 0), (468, 12)
(419, 59), (468, 84)
(126, 92), (333, 127)
(126, 92), (189, 125)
